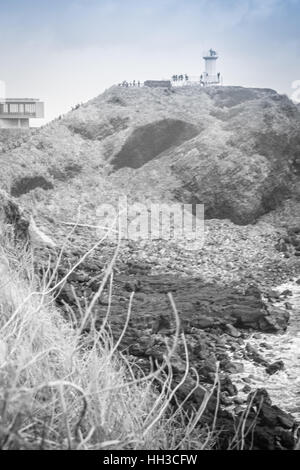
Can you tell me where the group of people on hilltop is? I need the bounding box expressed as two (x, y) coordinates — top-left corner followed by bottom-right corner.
(118, 80), (141, 87)
(172, 74), (189, 82)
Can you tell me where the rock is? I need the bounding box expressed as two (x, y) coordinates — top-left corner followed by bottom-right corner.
(275, 240), (288, 252)
(194, 316), (217, 329)
(266, 289), (281, 300)
(224, 324), (241, 338)
(245, 344), (269, 366)
(252, 333), (262, 340)
(290, 236), (300, 247)
(124, 281), (135, 292)
(0, 190), (54, 249)
(28, 216), (56, 248)
(248, 388), (272, 407)
(245, 284), (262, 299)
(266, 360), (285, 375)
(0, 190), (30, 244)
(259, 342), (273, 350)
(220, 392), (233, 406)
(224, 362), (244, 374)
(199, 358), (217, 377)
(252, 425), (294, 450)
(288, 225), (300, 235)
(263, 306), (290, 332)
(242, 377), (252, 384)
(259, 403), (294, 430)
(220, 375), (238, 396)
(277, 412), (295, 429)
(151, 314), (171, 334)
(69, 272), (89, 283)
(280, 289), (293, 297)
(60, 284), (75, 304)
(296, 278), (300, 285)
(234, 397), (245, 405)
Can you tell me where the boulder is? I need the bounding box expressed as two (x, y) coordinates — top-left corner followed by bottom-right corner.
(266, 360), (285, 375)
(0, 190), (55, 248)
(0, 190), (30, 244)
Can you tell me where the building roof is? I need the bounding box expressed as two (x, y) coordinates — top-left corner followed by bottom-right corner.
(4, 98), (41, 102)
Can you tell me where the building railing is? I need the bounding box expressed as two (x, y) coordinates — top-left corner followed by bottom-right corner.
(171, 75), (222, 86)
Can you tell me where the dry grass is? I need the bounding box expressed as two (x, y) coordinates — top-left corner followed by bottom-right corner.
(0, 234), (216, 450)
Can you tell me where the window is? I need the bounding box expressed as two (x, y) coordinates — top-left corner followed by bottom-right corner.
(24, 103), (36, 114)
(18, 104), (25, 114)
(9, 104), (19, 113)
(1, 103), (9, 113)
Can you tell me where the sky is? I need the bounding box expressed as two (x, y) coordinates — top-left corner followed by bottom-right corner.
(0, 0), (300, 125)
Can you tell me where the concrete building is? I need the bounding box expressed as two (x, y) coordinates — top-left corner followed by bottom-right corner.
(201, 49), (222, 86)
(0, 98), (44, 128)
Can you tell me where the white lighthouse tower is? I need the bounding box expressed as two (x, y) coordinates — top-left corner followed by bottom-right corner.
(201, 49), (221, 86)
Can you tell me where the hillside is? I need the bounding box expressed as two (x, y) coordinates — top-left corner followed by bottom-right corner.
(0, 128), (34, 154)
(1, 85), (300, 450)
(0, 85), (300, 226)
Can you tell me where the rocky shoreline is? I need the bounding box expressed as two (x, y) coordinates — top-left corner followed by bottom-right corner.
(2, 190), (300, 449)
(34, 237), (300, 450)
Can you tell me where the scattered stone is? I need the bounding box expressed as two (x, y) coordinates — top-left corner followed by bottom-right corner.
(280, 289), (293, 297)
(253, 333), (262, 340)
(248, 388), (272, 407)
(263, 306), (290, 332)
(245, 284), (262, 299)
(275, 239), (288, 252)
(234, 397), (245, 405)
(288, 226), (300, 235)
(259, 342), (273, 350)
(0, 190), (30, 244)
(28, 216), (56, 248)
(220, 375), (237, 396)
(224, 324), (241, 338)
(224, 362), (244, 374)
(245, 344), (269, 366)
(266, 289), (281, 300)
(266, 360), (285, 375)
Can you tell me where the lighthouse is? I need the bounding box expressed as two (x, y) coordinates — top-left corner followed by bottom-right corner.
(201, 49), (221, 86)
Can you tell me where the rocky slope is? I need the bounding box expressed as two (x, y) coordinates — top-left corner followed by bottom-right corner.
(0, 190), (30, 244)
(0, 86), (300, 225)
